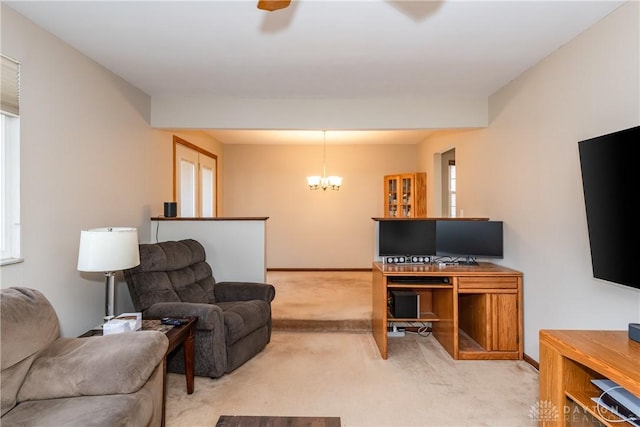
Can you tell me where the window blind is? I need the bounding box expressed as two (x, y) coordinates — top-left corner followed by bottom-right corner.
(1, 55), (20, 116)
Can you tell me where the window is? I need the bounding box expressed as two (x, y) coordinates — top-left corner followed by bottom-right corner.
(173, 136), (217, 217)
(448, 160), (456, 218)
(1, 54), (21, 264)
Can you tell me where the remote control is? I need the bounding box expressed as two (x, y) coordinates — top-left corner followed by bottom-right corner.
(161, 317), (187, 326)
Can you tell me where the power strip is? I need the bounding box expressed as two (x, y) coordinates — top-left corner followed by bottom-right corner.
(387, 325), (405, 337)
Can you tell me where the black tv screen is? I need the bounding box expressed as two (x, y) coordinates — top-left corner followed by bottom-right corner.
(578, 125), (639, 290)
(435, 220), (503, 259)
(378, 220), (436, 256)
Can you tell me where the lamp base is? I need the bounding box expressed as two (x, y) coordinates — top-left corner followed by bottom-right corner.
(105, 272), (116, 321)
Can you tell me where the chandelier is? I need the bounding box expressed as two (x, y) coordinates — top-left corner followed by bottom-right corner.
(306, 130), (343, 191)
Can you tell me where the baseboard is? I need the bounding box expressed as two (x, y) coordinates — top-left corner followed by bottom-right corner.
(268, 268), (372, 272)
(523, 353), (539, 370)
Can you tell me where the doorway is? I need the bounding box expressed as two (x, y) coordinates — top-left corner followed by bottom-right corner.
(173, 136), (218, 217)
(440, 148), (456, 218)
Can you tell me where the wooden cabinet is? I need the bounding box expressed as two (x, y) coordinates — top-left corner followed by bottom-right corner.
(457, 276), (521, 359)
(372, 262), (523, 361)
(384, 173), (427, 218)
(539, 330), (640, 426)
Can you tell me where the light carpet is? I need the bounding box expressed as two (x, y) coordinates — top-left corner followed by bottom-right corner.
(165, 331), (539, 427)
(269, 270), (372, 332)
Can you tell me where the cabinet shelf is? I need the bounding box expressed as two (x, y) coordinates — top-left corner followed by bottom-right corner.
(565, 390), (637, 427)
(388, 283), (452, 289)
(388, 312), (440, 322)
(458, 329), (486, 352)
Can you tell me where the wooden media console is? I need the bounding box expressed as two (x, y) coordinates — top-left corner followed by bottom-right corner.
(539, 329), (640, 426)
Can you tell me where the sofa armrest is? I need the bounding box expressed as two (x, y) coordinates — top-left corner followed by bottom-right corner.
(214, 281), (276, 303)
(17, 331), (168, 402)
(145, 301), (223, 331)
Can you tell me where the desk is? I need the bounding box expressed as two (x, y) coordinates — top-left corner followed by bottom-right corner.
(372, 262), (523, 360)
(80, 317), (196, 426)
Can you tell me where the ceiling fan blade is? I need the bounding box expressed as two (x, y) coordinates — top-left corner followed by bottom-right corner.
(257, 0), (291, 12)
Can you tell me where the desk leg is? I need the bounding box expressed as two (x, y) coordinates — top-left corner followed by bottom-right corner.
(372, 269), (388, 359)
(184, 325), (195, 394)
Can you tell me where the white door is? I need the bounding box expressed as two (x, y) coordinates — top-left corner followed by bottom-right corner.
(175, 142), (217, 217)
(199, 153), (216, 217)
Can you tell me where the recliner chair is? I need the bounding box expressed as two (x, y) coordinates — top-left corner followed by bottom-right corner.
(124, 239), (275, 378)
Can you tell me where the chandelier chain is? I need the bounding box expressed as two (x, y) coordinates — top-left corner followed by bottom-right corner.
(305, 130), (342, 191)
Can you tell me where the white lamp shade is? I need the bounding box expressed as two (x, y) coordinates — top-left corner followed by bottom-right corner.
(306, 176), (321, 187)
(328, 176), (343, 187)
(77, 227), (140, 272)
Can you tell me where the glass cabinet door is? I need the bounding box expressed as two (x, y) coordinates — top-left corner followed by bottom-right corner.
(384, 173), (426, 218)
(401, 175), (414, 217)
(385, 176), (399, 217)
(385, 174), (414, 218)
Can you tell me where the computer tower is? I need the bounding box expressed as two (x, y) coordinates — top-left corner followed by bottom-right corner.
(390, 290), (419, 318)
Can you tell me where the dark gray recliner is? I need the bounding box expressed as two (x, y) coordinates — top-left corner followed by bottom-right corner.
(123, 239), (275, 378)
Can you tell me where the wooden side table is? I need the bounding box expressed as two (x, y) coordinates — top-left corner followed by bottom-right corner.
(156, 317), (196, 395)
(80, 316), (197, 427)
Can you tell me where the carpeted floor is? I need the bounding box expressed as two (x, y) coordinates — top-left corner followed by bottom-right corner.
(269, 270), (372, 332)
(164, 271), (540, 427)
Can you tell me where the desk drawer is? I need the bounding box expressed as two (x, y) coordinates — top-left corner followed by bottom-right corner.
(458, 276), (519, 290)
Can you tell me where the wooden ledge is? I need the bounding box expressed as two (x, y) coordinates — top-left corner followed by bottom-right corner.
(151, 217), (269, 221)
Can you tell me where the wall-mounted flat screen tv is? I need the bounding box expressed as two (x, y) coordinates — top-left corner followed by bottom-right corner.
(435, 220), (503, 261)
(578, 125), (639, 290)
(378, 220), (436, 256)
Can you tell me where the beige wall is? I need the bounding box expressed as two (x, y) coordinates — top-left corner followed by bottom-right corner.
(223, 143), (420, 268)
(152, 95), (489, 131)
(0, 5), (176, 336)
(3, 1), (638, 359)
(419, 1), (640, 360)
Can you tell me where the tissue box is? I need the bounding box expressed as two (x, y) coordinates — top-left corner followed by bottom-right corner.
(115, 312), (142, 331)
(103, 319), (132, 335)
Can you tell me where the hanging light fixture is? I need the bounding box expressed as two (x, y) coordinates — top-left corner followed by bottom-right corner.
(306, 130), (343, 191)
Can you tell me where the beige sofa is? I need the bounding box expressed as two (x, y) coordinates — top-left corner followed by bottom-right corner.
(1, 287), (168, 427)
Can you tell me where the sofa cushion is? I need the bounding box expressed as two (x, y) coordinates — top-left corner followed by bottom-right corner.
(125, 239), (216, 312)
(168, 261), (215, 303)
(137, 239), (206, 271)
(218, 300), (271, 345)
(1, 393), (154, 427)
(0, 288), (59, 370)
(1, 288), (59, 416)
(17, 331), (168, 401)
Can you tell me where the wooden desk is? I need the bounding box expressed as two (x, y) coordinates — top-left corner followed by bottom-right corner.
(539, 329), (640, 426)
(372, 262), (523, 360)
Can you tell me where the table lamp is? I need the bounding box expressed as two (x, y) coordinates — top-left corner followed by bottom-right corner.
(77, 227), (140, 322)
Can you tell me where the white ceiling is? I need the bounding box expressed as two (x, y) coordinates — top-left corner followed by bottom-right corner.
(6, 0), (626, 144)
